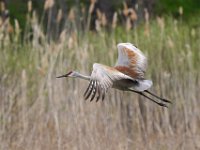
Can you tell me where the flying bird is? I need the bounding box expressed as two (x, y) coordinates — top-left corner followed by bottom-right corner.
(57, 43), (171, 107)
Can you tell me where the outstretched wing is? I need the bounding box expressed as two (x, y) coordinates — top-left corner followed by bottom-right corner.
(115, 43), (147, 79)
(84, 63), (134, 101)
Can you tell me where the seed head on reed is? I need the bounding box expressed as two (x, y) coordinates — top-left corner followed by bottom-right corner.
(0, 18), (2, 26)
(37, 67), (46, 76)
(123, 3), (137, 30)
(112, 12), (118, 29)
(129, 8), (137, 21)
(21, 69), (27, 93)
(123, 2), (129, 17)
(156, 16), (165, 31)
(173, 19), (178, 33)
(0, 1), (5, 12)
(14, 19), (20, 35)
(44, 0), (54, 10)
(68, 32), (77, 49)
(144, 8), (150, 37)
(163, 71), (171, 78)
(28, 0), (32, 12)
(95, 9), (107, 28)
(90, 0), (96, 4)
(135, 3), (138, 10)
(59, 29), (66, 43)
(126, 17), (131, 31)
(4, 18), (14, 33)
(191, 28), (196, 37)
(89, 2), (95, 14)
(101, 13), (107, 27)
(144, 8), (149, 23)
(95, 19), (101, 32)
(179, 6), (183, 16)
(68, 8), (75, 22)
(56, 9), (62, 24)
(2, 17), (13, 34)
(167, 36), (174, 48)
(96, 9), (102, 20)
(31, 10), (37, 24)
(81, 6), (86, 14)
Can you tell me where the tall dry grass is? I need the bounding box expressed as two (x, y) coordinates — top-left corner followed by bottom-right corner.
(0, 2), (200, 150)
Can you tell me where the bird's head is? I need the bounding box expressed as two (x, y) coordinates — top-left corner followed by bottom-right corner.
(56, 71), (78, 78)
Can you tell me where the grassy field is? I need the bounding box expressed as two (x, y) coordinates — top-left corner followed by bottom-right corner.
(0, 4), (200, 150)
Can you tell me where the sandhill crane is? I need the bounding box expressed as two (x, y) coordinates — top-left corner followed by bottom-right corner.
(57, 43), (171, 107)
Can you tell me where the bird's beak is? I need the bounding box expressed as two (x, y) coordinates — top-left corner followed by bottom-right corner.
(56, 71), (72, 78)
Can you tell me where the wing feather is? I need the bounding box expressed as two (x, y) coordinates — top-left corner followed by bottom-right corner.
(84, 63), (134, 101)
(116, 43), (147, 79)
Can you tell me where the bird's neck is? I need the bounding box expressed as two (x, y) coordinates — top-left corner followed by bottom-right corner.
(76, 72), (91, 81)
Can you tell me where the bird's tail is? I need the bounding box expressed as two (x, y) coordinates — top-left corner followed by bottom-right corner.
(133, 79), (153, 92)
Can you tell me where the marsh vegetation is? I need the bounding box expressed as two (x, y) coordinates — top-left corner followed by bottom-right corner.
(0, 1), (200, 149)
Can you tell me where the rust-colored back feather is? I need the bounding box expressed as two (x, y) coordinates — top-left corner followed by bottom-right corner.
(115, 66), (139, 79)
(116, 43), (147, 79)
(124, 47), (137, 67)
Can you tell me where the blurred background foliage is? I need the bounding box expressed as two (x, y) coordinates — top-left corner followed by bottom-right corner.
(3, 0), (200, 34)
(155, 0), (200, 17)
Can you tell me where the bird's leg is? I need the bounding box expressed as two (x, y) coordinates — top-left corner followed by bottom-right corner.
(130, 90), (168, 108)
(144, 90), (172, 104)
